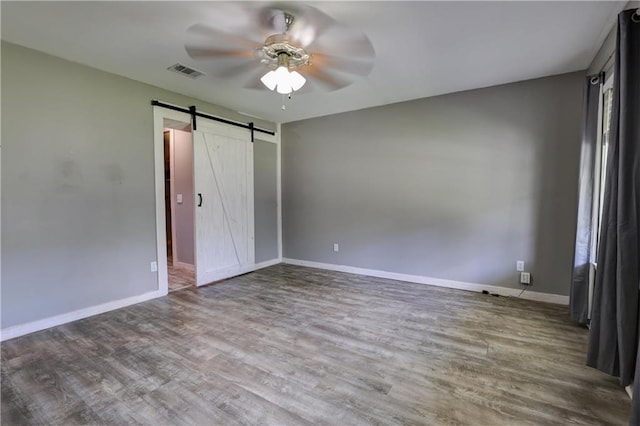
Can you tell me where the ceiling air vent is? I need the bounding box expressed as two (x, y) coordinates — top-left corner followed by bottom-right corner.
(167, 63), (205, 79)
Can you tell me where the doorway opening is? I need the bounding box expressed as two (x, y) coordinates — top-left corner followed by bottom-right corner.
(163, 120), (195, 292)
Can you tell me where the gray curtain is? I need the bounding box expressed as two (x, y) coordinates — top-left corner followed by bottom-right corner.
(570, 73), (602, 324)
(633, 328), (640, 425)
(585, 8), (639, 423)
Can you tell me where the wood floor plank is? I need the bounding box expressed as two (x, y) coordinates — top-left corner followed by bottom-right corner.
(1, 264), (631, 425)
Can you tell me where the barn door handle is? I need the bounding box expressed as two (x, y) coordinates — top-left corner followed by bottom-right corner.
(197, 193), (203, 207)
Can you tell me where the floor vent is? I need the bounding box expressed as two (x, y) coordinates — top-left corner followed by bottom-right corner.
(167, 63), (205, 79)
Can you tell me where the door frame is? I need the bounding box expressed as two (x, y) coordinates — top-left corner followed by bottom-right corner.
(164, 129), (178, 265)
(153, 106), (193, 295)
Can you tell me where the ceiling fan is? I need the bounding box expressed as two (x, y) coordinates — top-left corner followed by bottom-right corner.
(184, 3), (375, 96)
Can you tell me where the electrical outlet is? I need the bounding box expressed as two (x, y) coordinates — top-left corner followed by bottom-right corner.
(520, 272), (531, 285)
(516, 260), (525, 272)
(333, 243), (339, 252)
(150, 261), (158, 272)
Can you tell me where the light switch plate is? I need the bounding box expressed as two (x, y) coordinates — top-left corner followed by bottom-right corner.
(177, 194), (183, 204)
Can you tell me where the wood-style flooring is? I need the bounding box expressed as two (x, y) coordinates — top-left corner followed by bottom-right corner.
(1, 264), (631, 425)
(167, 256), (194, 292)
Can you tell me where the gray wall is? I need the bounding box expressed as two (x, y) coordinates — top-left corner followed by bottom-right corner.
(172, 129), (194, 265)
(254, 140), (279, 263)
(282, 72), (584, 296)
(1, 42), (278, 329)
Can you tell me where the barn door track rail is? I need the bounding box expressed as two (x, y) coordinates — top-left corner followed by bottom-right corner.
(151, 99), (275, 142)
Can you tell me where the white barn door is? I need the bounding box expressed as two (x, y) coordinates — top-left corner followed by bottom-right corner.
(193, 118), (254, 286)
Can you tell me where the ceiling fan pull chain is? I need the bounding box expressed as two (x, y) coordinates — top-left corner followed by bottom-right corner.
(281, 92), (294, 110)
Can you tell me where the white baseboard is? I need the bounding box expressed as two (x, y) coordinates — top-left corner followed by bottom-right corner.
(254, 258), (282, 270)
(0, 289), (164, 342)
(282, 258), (569, 305)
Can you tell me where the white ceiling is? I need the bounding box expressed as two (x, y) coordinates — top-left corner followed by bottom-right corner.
(1, 1), (625, 123)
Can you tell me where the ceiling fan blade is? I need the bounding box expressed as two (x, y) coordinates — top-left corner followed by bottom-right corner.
(186, 24), (262, 49)
(244, 69), (271, 91)
(215, 60), (264, 79)
(185, 46), (256, 60)
(185, 22), (263, 80)
(310, 53), (374, 77)
(308, 32), (375, 60)
(256, 6), (286, 33)
(300, 66), (352, 92)
(254, 3), (337, 48)
(287, 5), (337, 47)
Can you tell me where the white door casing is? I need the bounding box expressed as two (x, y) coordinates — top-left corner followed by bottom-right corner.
(153, 107), (192, 295)
(193, 118), (255, 285)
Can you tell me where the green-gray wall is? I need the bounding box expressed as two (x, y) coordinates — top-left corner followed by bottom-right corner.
(254, 140), (279, 263)
(282, 72), (584, 296)
(1, 42), (279, 329)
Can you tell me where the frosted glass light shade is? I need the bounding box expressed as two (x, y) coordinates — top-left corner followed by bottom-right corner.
(274, 66), (292, 94)
(276, 81), (293, 94)
(260, 70), (278, 91)
(289, 71), (306, 91)
(260, 66), (306, 94)
(274, 66), (289, 82)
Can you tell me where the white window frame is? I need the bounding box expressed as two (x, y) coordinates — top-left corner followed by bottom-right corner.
(590, 73), (614, 261)
(588, 73), (614, 320)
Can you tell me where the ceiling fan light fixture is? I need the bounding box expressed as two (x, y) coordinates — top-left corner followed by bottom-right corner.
(260, 52), (306, 95)
(261, 64), (306, 94)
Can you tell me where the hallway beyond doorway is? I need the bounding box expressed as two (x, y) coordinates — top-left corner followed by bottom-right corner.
(167, 255), (194, 292)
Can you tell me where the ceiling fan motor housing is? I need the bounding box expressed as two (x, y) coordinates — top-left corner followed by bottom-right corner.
(258, 34), (310, 69)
